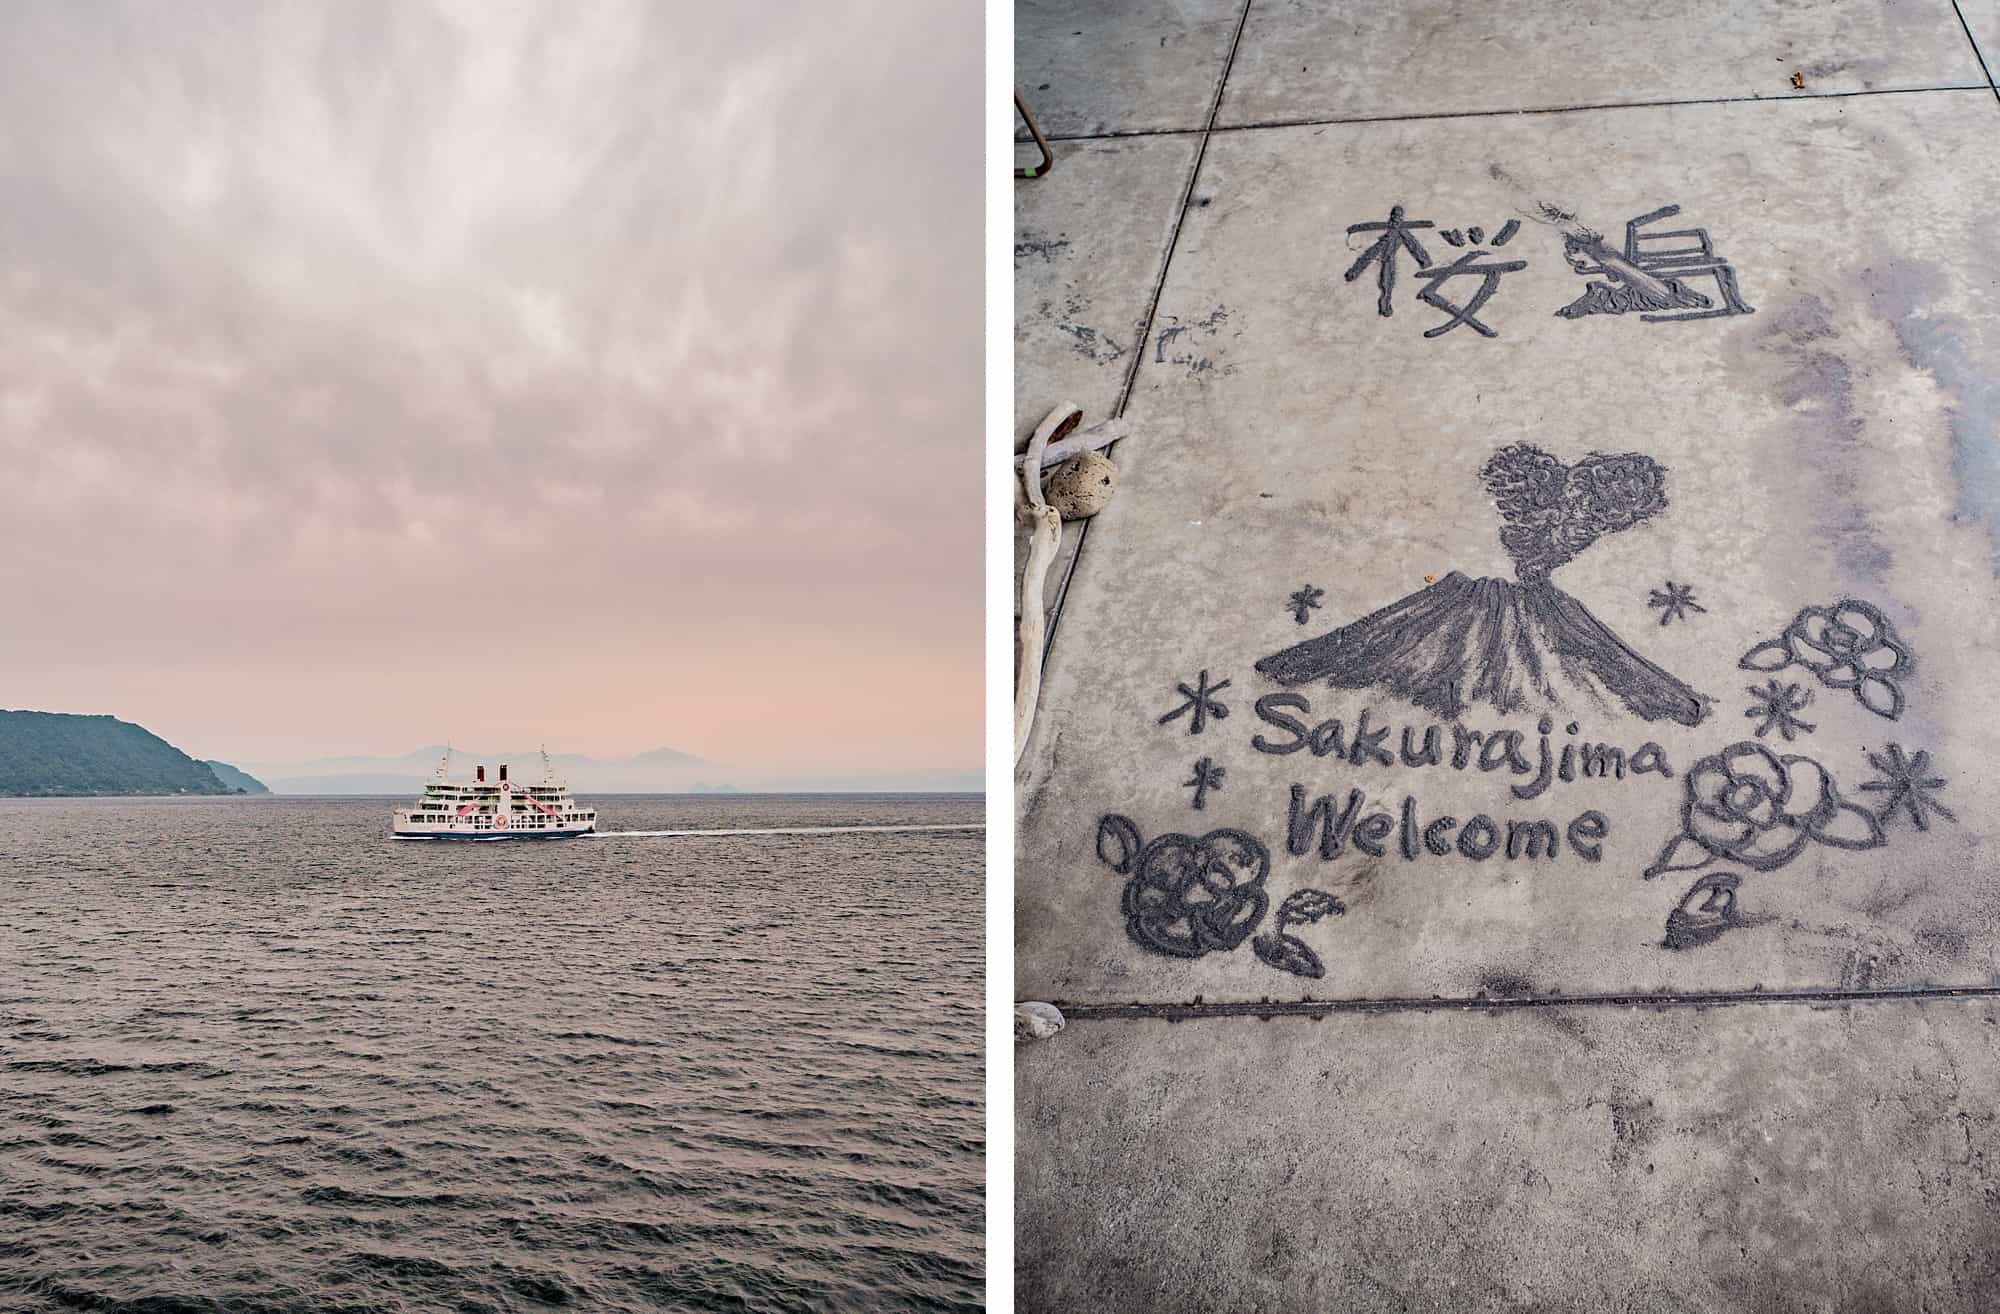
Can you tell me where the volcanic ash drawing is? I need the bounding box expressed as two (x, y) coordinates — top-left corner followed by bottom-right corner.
(1257, 444), (1710, 726)
(1663, 872), (1743, 951)
(1643, 740), (1883, 879)
(1096, 815), (1270, 960)
(1554, 204), (1755, 325)
(1251, 888), (1346, 979)
(1739, 600), (1912, 720)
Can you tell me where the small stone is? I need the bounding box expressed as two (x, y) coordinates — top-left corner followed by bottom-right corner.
(1015, 1001), (1066, 1041)
(1041, 450), (1117, 520)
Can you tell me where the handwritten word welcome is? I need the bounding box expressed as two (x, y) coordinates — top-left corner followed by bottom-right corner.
(1286, 785), (1610, 864)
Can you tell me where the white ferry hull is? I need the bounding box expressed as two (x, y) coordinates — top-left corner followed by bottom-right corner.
(391, 827), (594, 841)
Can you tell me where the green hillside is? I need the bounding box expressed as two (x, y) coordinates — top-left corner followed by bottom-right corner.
(0, 710), (245, 796)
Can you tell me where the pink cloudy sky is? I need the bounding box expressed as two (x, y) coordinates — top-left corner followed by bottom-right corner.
(0, 2), (982, 777)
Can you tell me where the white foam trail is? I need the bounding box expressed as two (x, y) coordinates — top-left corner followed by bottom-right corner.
(587, 823), (984, 839)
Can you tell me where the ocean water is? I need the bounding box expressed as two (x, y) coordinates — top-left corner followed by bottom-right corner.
(0, 794), (984, 1313)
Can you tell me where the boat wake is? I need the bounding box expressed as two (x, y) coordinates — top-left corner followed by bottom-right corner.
(588, 823), (984, 839)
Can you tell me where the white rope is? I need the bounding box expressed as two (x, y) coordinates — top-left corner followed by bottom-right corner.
(1013, 402), (1078, 766)
(1011, 415), (1134, 470)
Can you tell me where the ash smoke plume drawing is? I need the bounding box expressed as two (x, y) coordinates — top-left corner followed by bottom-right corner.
(1257, 444), (1710, 726)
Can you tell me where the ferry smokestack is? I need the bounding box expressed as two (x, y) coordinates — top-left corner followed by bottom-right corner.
(476, 765), (486, 782)
(500, 764), (508, 782)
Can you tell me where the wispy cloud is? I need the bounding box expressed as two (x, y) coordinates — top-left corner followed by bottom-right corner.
(0, 1), (982, 771)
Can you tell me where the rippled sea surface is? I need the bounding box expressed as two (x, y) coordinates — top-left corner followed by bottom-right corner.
(0, 795), (983, 1312)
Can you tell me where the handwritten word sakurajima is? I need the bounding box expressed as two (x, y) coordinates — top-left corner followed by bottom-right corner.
(1250, 694), (1673, 801)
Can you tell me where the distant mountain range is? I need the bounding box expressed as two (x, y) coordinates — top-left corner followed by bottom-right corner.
(0, 711), (267, 796)
(234, 745), (980, 795)
(0, 710), (975, 797)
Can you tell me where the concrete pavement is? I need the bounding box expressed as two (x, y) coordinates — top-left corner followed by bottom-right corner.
(1016, 2), (2000, 1307)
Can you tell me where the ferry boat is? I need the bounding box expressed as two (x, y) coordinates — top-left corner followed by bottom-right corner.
(391, 750), (596, 840)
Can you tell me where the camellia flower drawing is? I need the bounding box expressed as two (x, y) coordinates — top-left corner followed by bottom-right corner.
(1643, 741), (1885, 878)
(1739, 600), (1913, 720)
(1095, 816), (1271, 959)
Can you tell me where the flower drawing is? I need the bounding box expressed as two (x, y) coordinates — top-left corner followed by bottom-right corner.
(1096, 815), (1270, 959)
(1739, 600), (1913, 720)
(1643, 741), (1884, 878)
(1663, 872), (1743, 951)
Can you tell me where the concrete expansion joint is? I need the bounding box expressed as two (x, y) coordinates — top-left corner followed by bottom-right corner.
(1053, 985), (2000, 1023)
(1033, 83), (1995, 146)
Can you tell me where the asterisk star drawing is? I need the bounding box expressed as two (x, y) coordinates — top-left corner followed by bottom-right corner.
(1744, 679), (1815, 741)
(1647, 580), (1707, 626)
(1158, 669), (1231, 735)
(1183, 756), (1226, 810)
(1859, 743), (1956, 830)
(1285, 585), (1324, 625)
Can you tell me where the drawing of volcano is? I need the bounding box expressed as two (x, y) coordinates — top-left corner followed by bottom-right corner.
(1257, 444), (1710, 726)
